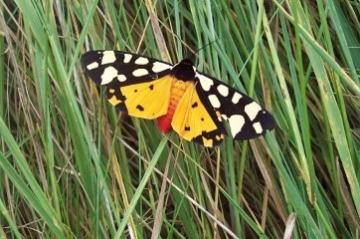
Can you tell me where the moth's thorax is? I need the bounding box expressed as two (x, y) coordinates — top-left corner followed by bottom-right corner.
(157, 79), (192, 132)
(170, 59), (196, 81)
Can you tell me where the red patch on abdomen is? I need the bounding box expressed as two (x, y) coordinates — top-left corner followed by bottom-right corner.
(157, 105), (176, 132)
(157, 79), (191, 132)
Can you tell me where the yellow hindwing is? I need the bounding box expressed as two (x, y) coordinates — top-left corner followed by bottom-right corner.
(171, 82), (220, 146)
(108, 75), (173, 119)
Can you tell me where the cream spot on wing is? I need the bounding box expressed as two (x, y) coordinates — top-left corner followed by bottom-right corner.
(198, 74), (214, 91)
(108, 95), (121, 106)
(228, 114), (245, 137)
(101, 66), (118, 85)
(135, 57), (149, 65)
(253, 122), (263, 134)
(232, 92), (242, 104)
(208, 94), (221, 108)
(123, 54), (132, 63)
(221, 114), (228, 120)
(215, 111), (222, 121)
(101, 51), (116, 64)
(132, 68), (149, 77)
(152, 62), (171, 73)
(217, 85), (229, 96)
(86, 62), (99, 70)
(244, 102), (262, 121)
(117, 74), (126, 82)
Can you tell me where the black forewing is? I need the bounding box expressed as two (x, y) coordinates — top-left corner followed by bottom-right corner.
(81, 51), (172, 87)
(195, 73), (275, 140)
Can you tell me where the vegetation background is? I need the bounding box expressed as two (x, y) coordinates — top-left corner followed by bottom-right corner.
(1, 0), (359, 238)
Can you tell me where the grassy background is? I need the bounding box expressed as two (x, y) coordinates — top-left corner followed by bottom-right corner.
(1, 0), (359, 238)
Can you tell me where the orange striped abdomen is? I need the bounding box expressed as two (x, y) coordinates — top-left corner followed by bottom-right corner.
(157, 79), (192, 132)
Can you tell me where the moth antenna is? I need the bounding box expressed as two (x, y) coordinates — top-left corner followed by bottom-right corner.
(188, 38), (220, 61)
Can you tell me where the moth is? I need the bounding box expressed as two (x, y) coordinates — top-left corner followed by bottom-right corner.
(81, 51), (275, 147)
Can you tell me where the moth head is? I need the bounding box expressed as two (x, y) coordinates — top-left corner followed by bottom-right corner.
(171, 59), (196, 81)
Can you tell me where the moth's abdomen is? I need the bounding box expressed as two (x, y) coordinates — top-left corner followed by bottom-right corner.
(157, 79), (192, 132)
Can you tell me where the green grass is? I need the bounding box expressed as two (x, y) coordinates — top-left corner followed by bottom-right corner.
(1, 0), (359, 238)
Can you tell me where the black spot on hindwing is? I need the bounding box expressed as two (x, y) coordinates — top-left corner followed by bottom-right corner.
(136, 105), (144, 111)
